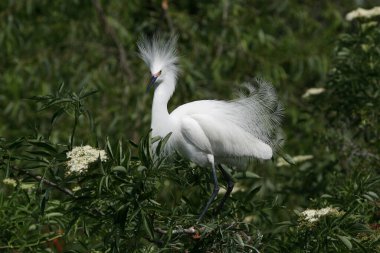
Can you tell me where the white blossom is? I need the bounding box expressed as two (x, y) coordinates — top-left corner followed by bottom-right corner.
(3, 178), (17, 187)
(346, 6), (380, 21)
(302, 88), (325, 98)
(301, 207), (342, 223)
(66, 145), (108, 175)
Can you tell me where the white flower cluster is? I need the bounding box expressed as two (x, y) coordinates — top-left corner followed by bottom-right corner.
(3, 178), (17, 187)
(66, 145), (107, 175)
(346, 6), (380, 21)
(301, 207), (342, 223)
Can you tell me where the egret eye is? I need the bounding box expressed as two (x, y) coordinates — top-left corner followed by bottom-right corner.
(152, 70), (162, 78)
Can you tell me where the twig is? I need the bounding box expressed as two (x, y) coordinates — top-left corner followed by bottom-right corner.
(144, 236), (164, 247)
(0, 159), (76, 198)
(0, 234), (63, 249)
(155, 226), (197, 235)
(161, 0), (174, 33)
(92, 0), (133, 78)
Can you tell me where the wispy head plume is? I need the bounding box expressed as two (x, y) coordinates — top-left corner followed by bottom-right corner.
(138, 34), (179, 75)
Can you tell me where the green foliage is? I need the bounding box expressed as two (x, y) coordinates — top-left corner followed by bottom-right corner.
(1, 1), (380, 252)
(0, 113), (264, 252)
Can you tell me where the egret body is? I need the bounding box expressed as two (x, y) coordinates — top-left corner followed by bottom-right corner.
(138, 36), (283, 220)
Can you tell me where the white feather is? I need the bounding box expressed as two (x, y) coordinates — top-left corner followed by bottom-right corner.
(139, 36), (283, 168)
(138, 35), (179, 76)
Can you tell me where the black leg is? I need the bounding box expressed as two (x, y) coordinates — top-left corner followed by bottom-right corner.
(198, 156), (219, 221)
(215, 165), (234, 214)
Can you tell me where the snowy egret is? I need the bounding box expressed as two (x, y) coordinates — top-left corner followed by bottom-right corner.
(138, 36), (283, 220)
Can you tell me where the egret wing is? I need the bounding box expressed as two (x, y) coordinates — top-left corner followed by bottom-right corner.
(181, 116), (213, 153)
(181, 114), (273, 160)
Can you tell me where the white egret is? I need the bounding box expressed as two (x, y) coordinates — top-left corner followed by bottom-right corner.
(138, 36), (283, 221)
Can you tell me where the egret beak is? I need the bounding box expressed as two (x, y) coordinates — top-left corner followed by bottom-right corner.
(146, 75), (158, 93)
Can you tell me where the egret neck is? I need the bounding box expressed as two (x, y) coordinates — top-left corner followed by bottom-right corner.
(151, 71), (176, 136)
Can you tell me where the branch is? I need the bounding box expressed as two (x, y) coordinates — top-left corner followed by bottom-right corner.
(0, 159), (75, 198)
(155, 226), (197, 235)
(0, 234), (63, 249)
(161, 0), (174, 33)
(92, 0), (133, 78)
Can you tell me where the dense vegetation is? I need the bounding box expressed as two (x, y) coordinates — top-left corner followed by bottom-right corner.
(1, 1), (379, 252)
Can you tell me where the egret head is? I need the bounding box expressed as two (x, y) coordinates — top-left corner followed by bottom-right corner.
(138, 35), (179, 92)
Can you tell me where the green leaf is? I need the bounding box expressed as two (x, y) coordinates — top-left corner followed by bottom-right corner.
(51, 107), (66, 125)
(142, 211), (154, 240)
(128, 140), (138, 148)
(235, 171), (261, 179)
(45, 212), (64, 218)
(39, 98), (72, 111)
(337, 235), (352, 250)
(83, 218), (90, 237)
(245, 185), (262, 201)
(40, 190), (49, 216)
(235, 234), (245, 247)
(112, 166), (127, 173)
(58, 82), (65, 94)
(79, 89), (98, 99)
(281, 153), (295, 165)
(118, 139), (124, 165)
(156, 132), (172, 156)
(26, 150), (53, 157)
(106, 137), (114, 160)
(114, 205), (128, 231)
(6, 137), (24, 149)
(366, 191), (379, 199)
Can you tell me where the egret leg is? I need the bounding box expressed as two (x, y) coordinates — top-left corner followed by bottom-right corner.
(198, 155), (219, 221)
(215, 165), (234, 214)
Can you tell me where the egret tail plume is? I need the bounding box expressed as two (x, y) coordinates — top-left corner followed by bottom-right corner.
(233, 77), (284, 152)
